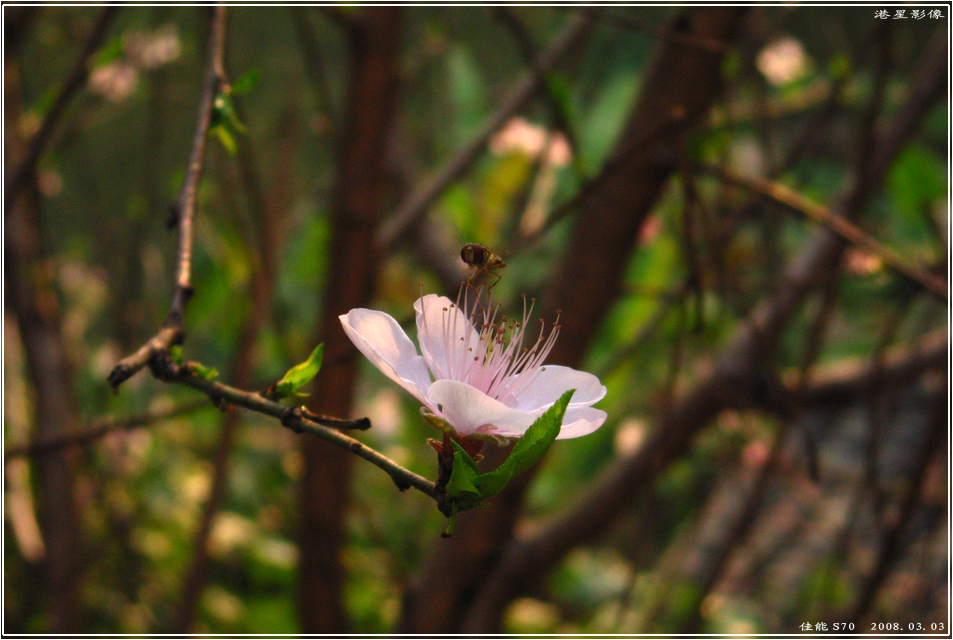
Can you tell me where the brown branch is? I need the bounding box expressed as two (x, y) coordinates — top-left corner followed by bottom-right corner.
(492, 7), (580, 157)
(299, 7), (405, 632)
(602, 9), (730, 53)
(173, 103), (291, 632)
(4, 6), (118, 212)
(705, 166), (948, 301)
(793, 328), (947, 408)
(397, 7), (750, 634)
(847, 384), (947, 623)
(290, 6), (337, 128)
(375, 8), (596, 247)
(3, 401), (209, 461)
(107, 4), (227, 390)
(150, 361), (440, 501)
(457, 20), (947, 628)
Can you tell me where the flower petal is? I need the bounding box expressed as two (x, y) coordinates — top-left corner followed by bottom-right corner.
(509, 365), (607, 412)
(339, 309), (433, 410)
(427, 379), (538, 437)
(414, 294), (480, 382)
(554, 406), (608, 440)
(427, 379), (607, 440)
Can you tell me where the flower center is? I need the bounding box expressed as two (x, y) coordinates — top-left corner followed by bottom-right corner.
(445, 286), (560, 406)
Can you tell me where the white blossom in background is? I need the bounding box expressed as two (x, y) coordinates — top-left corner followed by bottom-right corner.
(124, 24), (182, 69)
(89, 25), (182, 103)
(756, 35), (811, 86)
(340, 289), (606, 441)
(489, 117), (573, 236)
(89, 62), (139, 102)
(490, 116), (572, 167)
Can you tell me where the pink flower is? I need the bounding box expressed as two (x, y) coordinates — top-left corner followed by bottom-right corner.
(340, 291), (606, 440)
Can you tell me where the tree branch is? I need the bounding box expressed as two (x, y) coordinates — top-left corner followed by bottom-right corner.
(173, 107), (296, 632)
(4, 6), (118, 212)
(298, 7), (405, 631)
(457, 17), (947, 628)
(3, 401), (209, 461)
(601, 9), (730, 53)
(375, 8), (596, 247)
(794, 328), (947, 408)
(847, 384), (946, 622)
(705, 165), (948, 301)
(397, 7), (749, 634)
(107, 4), (227, 390)
(151, 360), (440, 501)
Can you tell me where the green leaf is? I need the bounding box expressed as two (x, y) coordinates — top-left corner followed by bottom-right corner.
(92, 36), (125, 67)
(210, 93), (247, 155)
(190, 362), (219, 380)
(230, 69), (261, 95)
(168, 345), (183, 365)
(445, 389), (575, 514)
(274, 344), (324, 400)
(212, 125), (237, 155)
(446, 442), (481, 505)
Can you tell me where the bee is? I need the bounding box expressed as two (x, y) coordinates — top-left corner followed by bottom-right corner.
(461, 243), (506, 288)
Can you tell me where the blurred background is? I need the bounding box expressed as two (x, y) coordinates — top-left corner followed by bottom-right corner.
(4, 4), (948, 635)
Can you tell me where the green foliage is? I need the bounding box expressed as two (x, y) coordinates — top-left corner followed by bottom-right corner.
(210, 70), (258, 155)
(230, 69), (261, 95)
(887, 143), (946, 256)
(271, 343), (324, 400)
(578, 69), (639, 170)
(446, 44), (486, 147)
(189, 361), (219, 381)
(210, 92), (247, 155)
(446, 389), (574, 520)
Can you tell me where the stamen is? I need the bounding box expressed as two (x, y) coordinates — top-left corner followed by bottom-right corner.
(435, 284), (561, 405)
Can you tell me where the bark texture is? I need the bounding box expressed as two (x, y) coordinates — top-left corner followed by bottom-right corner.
(398, 7), (748, 633)
(297, 7), (403, 633)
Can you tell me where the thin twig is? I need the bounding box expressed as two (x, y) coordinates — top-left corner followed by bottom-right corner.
(107, 5), (227, 390)
(593, 281), (688, 379)
(502, 97), (696, 258)
(847, 384), (947, 623)
(163, 361), (440, 502)
(375, 8), (596, 247)
(492, 7), (580, 156)
(793, 328), (947, 407)
(459, 24), (947, 622)
(705, 165), (948, 301)
(678, 142), (707, 330)
(3, 401), (210, 461)
(602, 9), (730, 53)
(290, 6), (337, 130)
(4, 6), (119, 212)
(173, 118), (290, 633)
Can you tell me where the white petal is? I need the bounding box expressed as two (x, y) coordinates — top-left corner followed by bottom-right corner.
(414, 294), (480, 382)
(554, 406), (608, 440)
(427, 379), (538, 437)
(510, 365), (607, 411)
(427, 380), (608, 441)
(339, 309), (434, 410)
